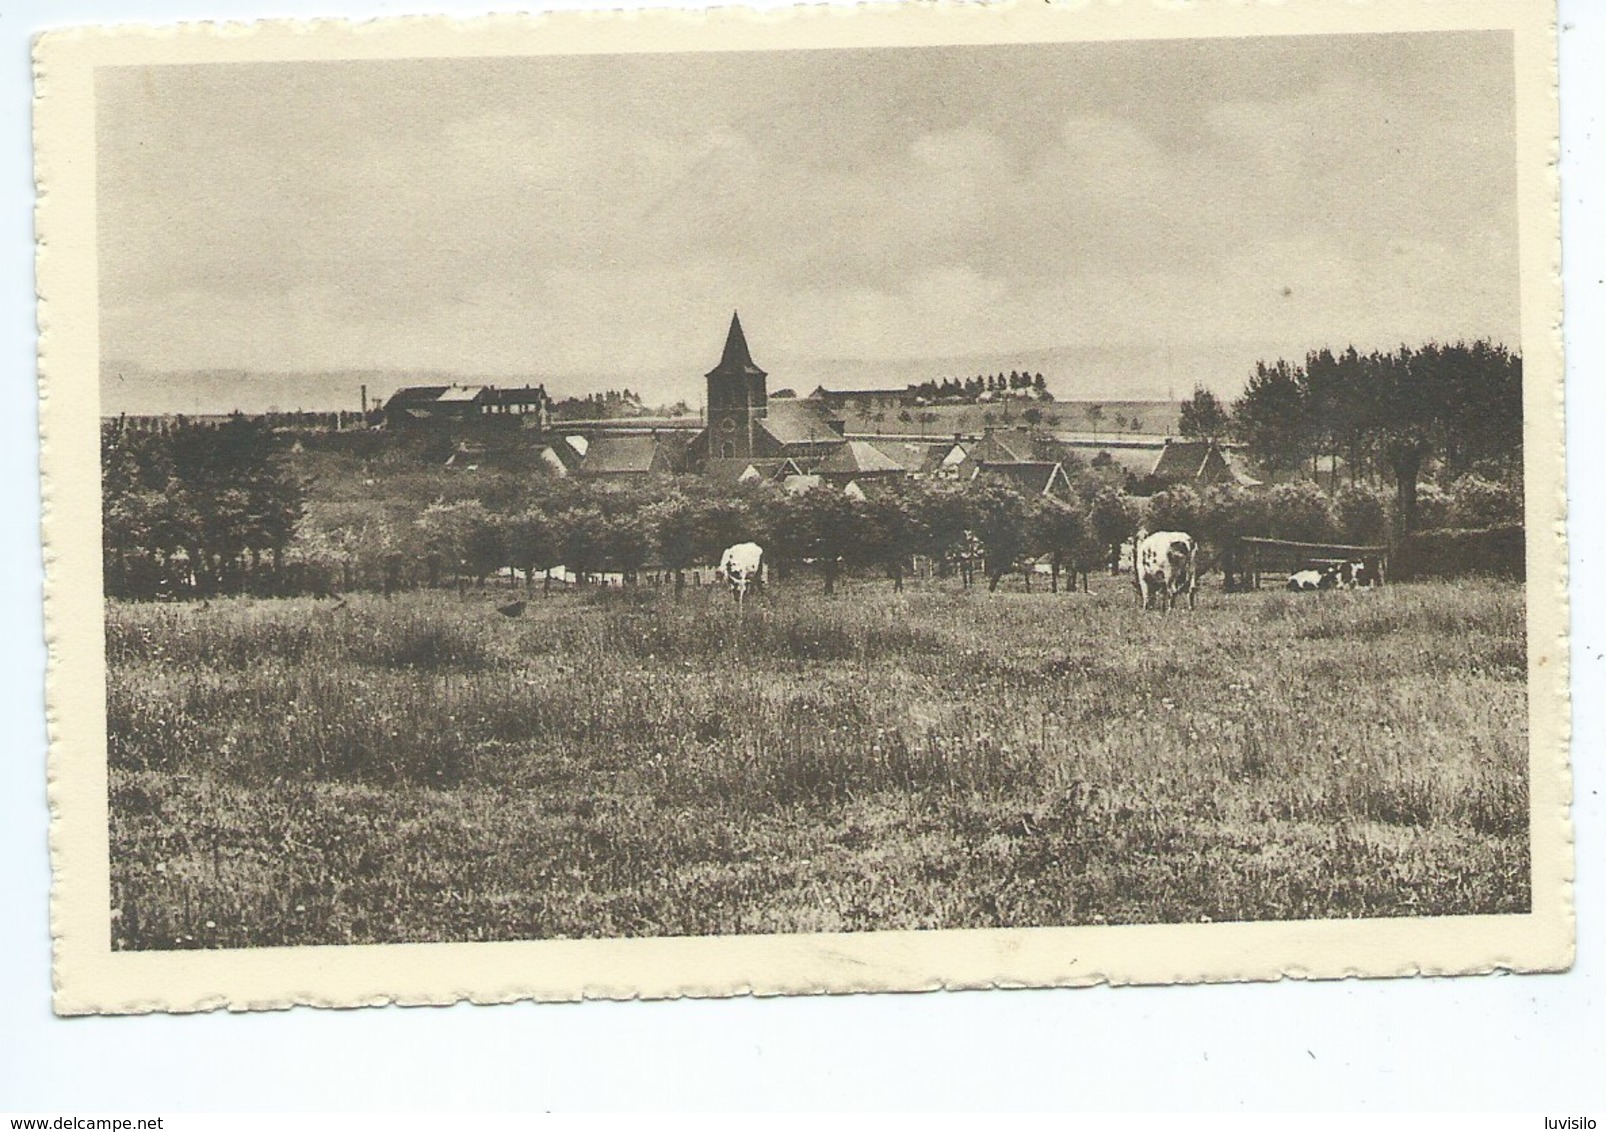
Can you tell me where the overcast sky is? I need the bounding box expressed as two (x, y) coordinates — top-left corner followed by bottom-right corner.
(98, 31), (1518, 406)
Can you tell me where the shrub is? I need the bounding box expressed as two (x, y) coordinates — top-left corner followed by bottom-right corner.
(1143, 486), (1205, 537)
(1333, 484), (1391, 545)
(1446, 474), (1523, 529)
(1261, 482), (1337, 543)
(1393, 526), (1525, 580)
(1412, 482), (1455, 531)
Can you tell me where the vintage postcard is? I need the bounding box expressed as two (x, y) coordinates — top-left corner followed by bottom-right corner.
(36, 0), (1569, 1014)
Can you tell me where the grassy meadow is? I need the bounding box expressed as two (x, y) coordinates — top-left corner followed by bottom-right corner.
(105, 575), (1530, 949)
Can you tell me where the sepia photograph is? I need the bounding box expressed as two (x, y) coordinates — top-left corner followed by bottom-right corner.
(36, 0), (1570, 1013)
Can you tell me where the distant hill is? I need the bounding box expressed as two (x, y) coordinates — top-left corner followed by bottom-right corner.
(101, 336), (1275, 418)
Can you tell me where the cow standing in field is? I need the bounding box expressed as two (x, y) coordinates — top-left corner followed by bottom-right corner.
(718, 542), (764, 606)
(1134, 530), (1198, 611)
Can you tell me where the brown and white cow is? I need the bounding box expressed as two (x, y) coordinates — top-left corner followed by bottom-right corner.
(1134, 529), (1198, 611)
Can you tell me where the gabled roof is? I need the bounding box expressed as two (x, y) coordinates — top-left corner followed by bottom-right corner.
(705, 311), (766, 380)
(385, 386), (448, 409)
(816, 439), (906, 476)
(577, 435), (668, 476)
(974, 428), (1038, 464)
(757, 400), (844, 448)
(702, 457), (801, 487)
(863, 439), (932, 470)
(971, 461), (1070, 496)
(1150, 439), (1215, 483)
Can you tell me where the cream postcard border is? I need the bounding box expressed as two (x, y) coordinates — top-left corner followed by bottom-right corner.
(36, 0), (1571, 1015)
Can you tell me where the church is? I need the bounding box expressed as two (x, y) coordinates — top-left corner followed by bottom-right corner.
(687, 313), (848, 475)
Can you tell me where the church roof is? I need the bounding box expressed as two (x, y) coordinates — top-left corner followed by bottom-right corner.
(756, 400), (844, 448)
(705, 311), (767, 380)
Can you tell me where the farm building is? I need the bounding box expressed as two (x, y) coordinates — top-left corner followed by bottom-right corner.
(806, 386), (919, 412)
(383, 383), (552, 429)
(573, 433), (686, 479)
(1147, 439), (1261, 489)
(958, 427), (1073, 496)
(969, 461), (1072, 497)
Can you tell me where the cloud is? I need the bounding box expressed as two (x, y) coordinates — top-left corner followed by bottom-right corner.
(98, 38), (1522, 406)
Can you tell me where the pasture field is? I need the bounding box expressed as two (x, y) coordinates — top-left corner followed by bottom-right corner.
(105, 575), (1529, 949)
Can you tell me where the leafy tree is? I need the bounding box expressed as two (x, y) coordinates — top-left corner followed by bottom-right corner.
(1029, 496), (1092, 593)
(1178, 386), (1230, 441)
(910, 482), (979, 587)
(1143, 486), (1206, 540)
(1088, 487), (1141, 573)
(969, 482), (1033, 591)
(1231, 360), (1306, 475)
(605, 511), (654, 583)
(857, 484), (920, 591)
(552, 504), (610, 583)
(768, 486), (862, 594)
(505, 507), (559, 592)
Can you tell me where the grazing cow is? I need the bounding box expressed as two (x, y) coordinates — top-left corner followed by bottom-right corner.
(1134, 529), (1198, 611)
(718, 542), (764, 605)
(1287, 561), (1358, 592)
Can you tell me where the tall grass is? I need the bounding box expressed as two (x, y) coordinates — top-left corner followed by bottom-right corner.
(106, 578), (1531, 948)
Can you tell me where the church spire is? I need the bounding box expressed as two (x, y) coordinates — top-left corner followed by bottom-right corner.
(707, 310), (766, 379)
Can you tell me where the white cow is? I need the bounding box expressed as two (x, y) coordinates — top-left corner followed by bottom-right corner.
(718, 542), (764, 605)
(1134, 529), (1198, 612)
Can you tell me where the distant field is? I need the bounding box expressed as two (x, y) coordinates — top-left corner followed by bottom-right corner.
(105, 575), (1529, 949)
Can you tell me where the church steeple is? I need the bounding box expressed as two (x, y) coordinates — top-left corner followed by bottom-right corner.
(707, 311), (766, 380)
(703, 311), (768, 460)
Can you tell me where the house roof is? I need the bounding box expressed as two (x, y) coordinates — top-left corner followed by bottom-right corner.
(701, 457), (799, 486)
(484, 385), (548, 406)
(974, 428), (1038, 464)
(1088, 446), (1161, 477)
(385, 386), (448, 409)
(577, 435), (665, 476)
(434, 385), (487, 404)
(1150, 440), (1209, 481)
(816, 439), (906, 476)
(972, 461), (1069, 496)
(757, 400), (844, 448)
(705, 311), (767, 380)
(862, 439), (933, 470)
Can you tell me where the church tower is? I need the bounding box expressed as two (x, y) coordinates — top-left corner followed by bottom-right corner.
(705, 311), (767, 460)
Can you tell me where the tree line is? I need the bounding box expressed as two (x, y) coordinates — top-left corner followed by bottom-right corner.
(1177, 339), (1522, 532)
(102, 422), (1519, 603)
